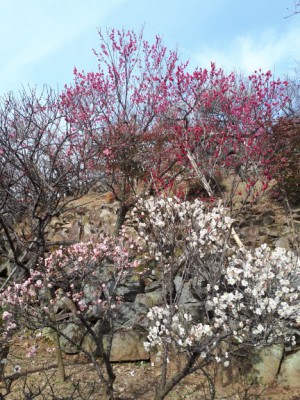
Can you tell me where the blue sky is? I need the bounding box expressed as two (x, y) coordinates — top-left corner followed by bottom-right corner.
(0, 0), (299, 95)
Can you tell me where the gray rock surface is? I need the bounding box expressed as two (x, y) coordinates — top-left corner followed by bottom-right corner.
(82, 326), (150, 361)
(277, 348), (300, 388)
(250, 345), (284, 385)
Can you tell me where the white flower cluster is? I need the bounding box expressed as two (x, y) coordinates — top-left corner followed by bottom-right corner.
(144, 305), (197, 351)
(139, 196), (300, 358)
(208, 244), (300, 342)
(132, 196), (232, 260)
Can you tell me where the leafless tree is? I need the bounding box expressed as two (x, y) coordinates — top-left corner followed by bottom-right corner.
(0, 86), (99, 385)
(0, 86), (96, 282)
(286, 1), (300, 17)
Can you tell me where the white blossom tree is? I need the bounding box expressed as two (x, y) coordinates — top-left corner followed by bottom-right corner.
(132, 197), (300, 400)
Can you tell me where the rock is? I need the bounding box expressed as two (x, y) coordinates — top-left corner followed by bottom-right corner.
(267, 228), (282, 238)
(181, 303), (205, 323)
(82, 326), (150, 362)
(106, 329), (150, 362)
(258, 227), (268, 235)
(83, 223), (93, 237)
(144, 280), (161, 293)
(66, 220), (81, 241)
(100, 201), (119, 212)
(275, 236), (291, 250)
(0, 260), (11, 276)
(60, 322), (85, 354)
(112, 302), (149, 328)
(49, 217), (62, 229)
(115, 285), (140, 302)
(83, 283), (100, 304)
(261, 210), (276, 226)
(94, 261), (115, 283)
(262, 210), (276, 218)
(135, 291), (164, 308)
(99, 209), (117, 224)
(277, 348), (300, 388)
(174, 276), (198, 304)
(112, 303), (138, 327)
(250, 344), (284, 385)
(81, 319), (109, 354)
(115, 275), (143, 302)
(76, 208), (86, 216)
(51, 232), (68, 243)
(61, 222), (73, 230)
(292, 207), (300, 216)
(123, 226), (139, 240)
(294, 219), (300, 228)
(81, 284), (104, 319)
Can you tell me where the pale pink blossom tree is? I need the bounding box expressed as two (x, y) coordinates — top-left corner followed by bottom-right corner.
(0, 230), (141, 399)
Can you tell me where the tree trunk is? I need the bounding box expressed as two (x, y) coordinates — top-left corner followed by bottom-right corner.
(155, 352), (200, 400)
(114, 200), (136, 235)
(46, 287), (66, 382)
(0, 344), (9, 379)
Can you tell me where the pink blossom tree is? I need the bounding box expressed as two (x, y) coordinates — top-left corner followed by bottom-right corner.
(61, 28), (288, 230)
(60, 28), (185, 231)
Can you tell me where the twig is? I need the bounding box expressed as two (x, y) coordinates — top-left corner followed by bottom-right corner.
(187, 150), (245, 249)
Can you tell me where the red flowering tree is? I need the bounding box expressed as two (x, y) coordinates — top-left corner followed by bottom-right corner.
(61, 28), (288, 229)
(161, 66), (288, 200)
(60, 28), (184, 230)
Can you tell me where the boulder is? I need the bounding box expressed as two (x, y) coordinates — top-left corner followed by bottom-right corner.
(106, 329), (150, 362)
(65, 220), (81, 241)
(115, 275), (143, 302)
(250, 344), (284, 385)
(144, 280), (161, 293)
(174, 276), (198, 304)
(59, 322), (85, 354)
(262, 210), (276, 226)
(275, 236), (291, 250)
(112, 302), (149, 328)
(277, 348), (300, 388)
(112, 303), (137, 327)
(82, 325), (150, 362)
(98, 209), (117, 234)
(134, 291), (164, 308)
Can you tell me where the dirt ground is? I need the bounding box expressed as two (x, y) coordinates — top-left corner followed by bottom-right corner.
(1, 334), (300, 400)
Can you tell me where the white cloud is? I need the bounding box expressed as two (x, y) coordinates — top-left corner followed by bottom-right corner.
(192, 26), (300, 76)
